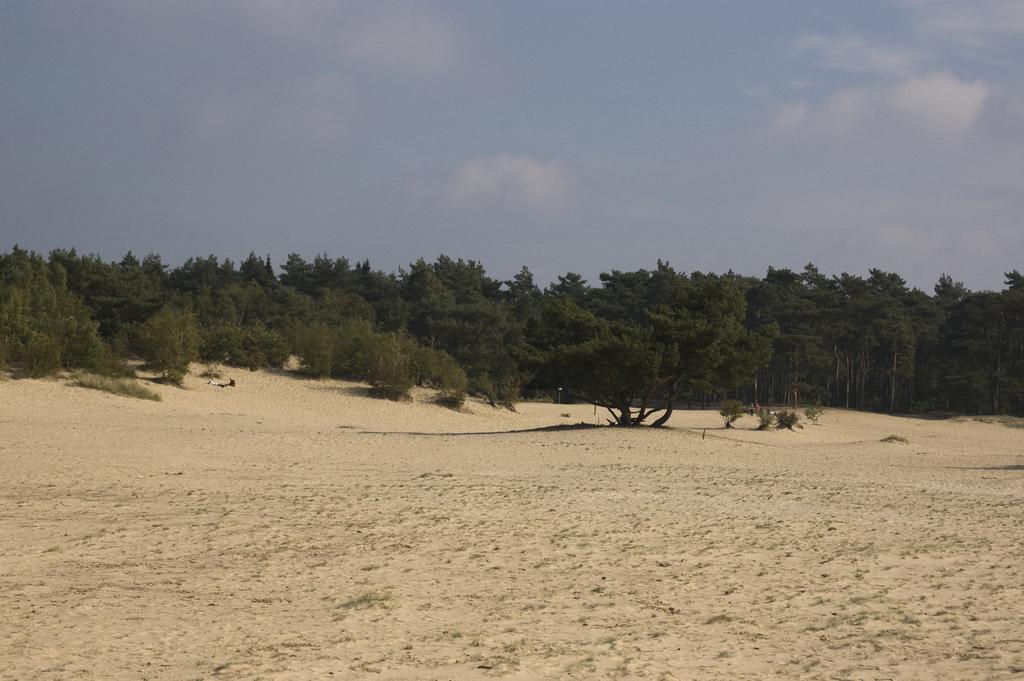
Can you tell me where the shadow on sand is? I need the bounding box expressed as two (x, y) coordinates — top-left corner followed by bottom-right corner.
(357, 423), (606, 437)
(947, 464), (1024, 472)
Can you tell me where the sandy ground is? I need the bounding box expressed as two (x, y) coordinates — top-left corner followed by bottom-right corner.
(2, 368), (1023, 680)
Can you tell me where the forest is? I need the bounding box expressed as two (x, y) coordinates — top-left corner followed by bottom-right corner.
(2, 245), (1022, 421)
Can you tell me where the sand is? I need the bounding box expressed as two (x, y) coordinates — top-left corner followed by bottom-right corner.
(2, 368), (1023, 680)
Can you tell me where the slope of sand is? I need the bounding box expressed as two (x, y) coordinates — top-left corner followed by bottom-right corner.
(2, 368), (1023, 680)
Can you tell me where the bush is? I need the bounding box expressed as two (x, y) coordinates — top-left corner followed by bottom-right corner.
(330, 319), (374, 378)
(368, 384), (413, 402)
(204, 324), (290, 370)
(472, 371), (519, 407)
(756, 407), (774, 430)
(411, 345), (467, 407)
(436, 392), (466, 410)
(804, 402), (825, 423)
(241, 325), (289, 370)
(776, 410), (801, 430)
(19, 331), (62, 377)
(292, 322), (334, 377)
(366, 332), (414, 399)
(719, 399), (744, 428)
(137, 306), (200, 383)
(881, 434), (909, 444)
(57, 303), (106, 371)
(87, 343), (135, 378)
(472, 373), (497, 405)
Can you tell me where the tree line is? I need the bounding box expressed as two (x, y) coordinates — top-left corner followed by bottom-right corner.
(1, 246), (1022, 421)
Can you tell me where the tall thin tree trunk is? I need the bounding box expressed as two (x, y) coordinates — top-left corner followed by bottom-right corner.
(845, 354), (850, 409)
(890, 347), (898, 413)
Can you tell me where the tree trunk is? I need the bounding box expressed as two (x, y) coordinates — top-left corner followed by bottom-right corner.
(651, 383), (677, 428)
(616, 394), (633, 426)
(845, 354), (850, 409)
(890, 347), (898, 413)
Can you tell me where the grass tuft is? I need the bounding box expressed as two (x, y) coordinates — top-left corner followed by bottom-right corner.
(339, 590), (392, 610)
(881, 434), (909, 444)
(72, 371), (161, 401)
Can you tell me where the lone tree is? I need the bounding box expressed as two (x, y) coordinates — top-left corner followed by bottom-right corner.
(534, 265), (773, 426)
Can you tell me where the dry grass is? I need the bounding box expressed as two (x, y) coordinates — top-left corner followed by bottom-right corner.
(881, 434), (910, 444)
(71, 371), (161, 401)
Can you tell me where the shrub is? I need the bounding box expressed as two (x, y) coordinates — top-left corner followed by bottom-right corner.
(368, 384), (413, 402)
(292, 322), (334, 377)
(472, 371), (519, 407)
(804, 402), (825, 423)
(411, 345), (467, 407)
(137, 306), (200, 383)
(242, 325), (289, 370)
(331, 320), (374, 378)
(776, 410), (801, 430)
(204, 324), (290, 370)
(87, 343), (135, 378)
(72, 371), (160, 401)
(436, 392), (466, 410)
(57, 303), (106, 371)
(881, 434), (909, 444)
(756, 407), (775, 430)
(199, 365), (222, 379)
(472, 373), (498, 405)
(366, 332), (414, 399)
(19, 331), (62, 377)
(720, 399), (744, 428)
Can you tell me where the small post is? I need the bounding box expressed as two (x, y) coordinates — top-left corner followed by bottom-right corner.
(557, 387), (563, 404)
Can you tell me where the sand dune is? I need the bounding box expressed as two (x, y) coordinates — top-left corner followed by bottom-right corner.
(2, 368), (1023, 679)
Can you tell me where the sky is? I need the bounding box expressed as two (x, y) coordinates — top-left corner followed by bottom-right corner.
(2, 1), (1023, 291)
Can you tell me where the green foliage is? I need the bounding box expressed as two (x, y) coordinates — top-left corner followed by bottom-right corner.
(203, 323), (288, 370)
(719, 399), (744, 428)
(804, 402), (825, 423)
(20, 331), (62, 377)
(331, 319), (375, 378)
(5, 246), (1024, 419)
(292, 322), (335, 378)
(471, 371), (519, 407)
(0, 249), (107, 376)
(756, 407), (774, 430)
(137, 306), (200, 383)
(366, 332), (415, 398)
(542, 326), (663, 426)
(775, 410), (800, 430)
(534, 267), (760, 426)
(411, 345), (468, 406)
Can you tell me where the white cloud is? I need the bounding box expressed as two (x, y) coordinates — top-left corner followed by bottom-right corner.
(902, 0), (1024, 47)
(340, 4), (460, 76)
(887, 72), (990, 135)
(772, 72), (989, 139)
(771, 102), (808, 131)
(195, 76), (356, 145)
(821, 87), (873, 134)
(98, 0), (462, 76)
(230, 0), (461, 76)
(450, 155), (567, 211)
(792, 34), (924, 77)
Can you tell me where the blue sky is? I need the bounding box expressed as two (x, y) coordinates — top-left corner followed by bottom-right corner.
(2, 1), (1023, 290)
